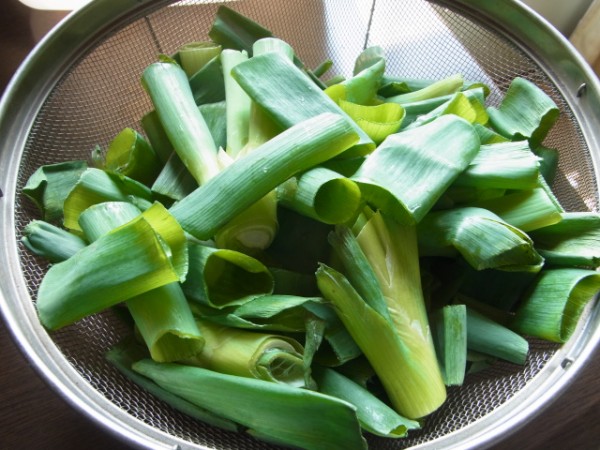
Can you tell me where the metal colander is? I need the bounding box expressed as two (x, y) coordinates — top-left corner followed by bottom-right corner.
(1, 0), (599, 449)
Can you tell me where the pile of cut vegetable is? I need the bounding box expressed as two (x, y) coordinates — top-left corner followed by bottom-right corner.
(21, 6), (600, 450)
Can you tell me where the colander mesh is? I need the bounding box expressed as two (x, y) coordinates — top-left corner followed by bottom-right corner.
(12, 0), (598, 448)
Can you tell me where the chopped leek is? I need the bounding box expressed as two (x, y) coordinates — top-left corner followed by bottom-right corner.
(21, 220), (87, 263)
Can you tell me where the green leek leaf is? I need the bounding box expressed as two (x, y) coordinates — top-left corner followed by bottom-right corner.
(21, 220), (87, 263)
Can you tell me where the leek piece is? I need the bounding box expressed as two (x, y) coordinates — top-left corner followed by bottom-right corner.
(213, 192), (279, 254)
(431, 305), (467, 386)
(194, 294), (324, 332)
(213, 38), (291, 253)
(487, 77), (559, 147)
(417, 206), (544, 272)
(62, 168), (154, 232)
(188, 319), (307, 387)
(106, 338), (238, 432)
(340, 58), (385, 105)
(140, 110), (173, 164)
(529, 212), (600, 267)
(231, 52), (374, 157)
(512, 268), (600, 343)
(21, 220), (87, 263)
(385, 73), (464, 104)
(208, 5), (326, 89)
(353, 46), (385, 75)
(338, 100), (405, 144)
(466, 308), (528, 364)
(316, 263), (446, 419)
(351, 115), (480, 225)
(104, 127), (162, 186)
(188, 55), (226, 105)
(270, 267), (318, 296)
(181, 240), (273, 309)
(150, 151), (197, 202)
(535, 145), (559, 184)
(23, 160), (87, 222)
(36, 213), (185, 330)
(474, 123), (511, 144)
(405, 88), (488, 130)
(79, 202), (201, 362)
(170, 113), (359, 240)
(277, 167), (362, 225)
(142, 61), (220, 185)
(313, 58), (333, 78)
(222, 49), (251, 157)
(132, 359), (367, 450)
(178, 41), (222, 77)
(453, 141), (540, 190)
(314, 367), (420, 438)
(471, 187), (563, 232)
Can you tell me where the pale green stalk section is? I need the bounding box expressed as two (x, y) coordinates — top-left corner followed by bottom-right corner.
(186, 319), (306, 387)
(178, 41), (222, 77)
(316, 263), (446, 419)
(170, 113), (359, 240)
(78, 202), (202, 362)
(512, 268), (600, 343)
(142, 61), (220, 185)
(222, 49), (251, 157)
(215, 38), (292, 253)
(132, 359), (367, 450)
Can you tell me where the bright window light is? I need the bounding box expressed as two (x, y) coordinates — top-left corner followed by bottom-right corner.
(19, 0), (93, 10)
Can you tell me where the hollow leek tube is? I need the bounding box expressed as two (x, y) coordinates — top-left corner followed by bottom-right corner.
(78, 201), (203, 362)
(132, 359), (367, 450)
(181, 240), (274, 309)
(23, 160), (87, 222)
(466, 308), (528, 365)
(106, 338), (237, 431)
(142, 61), (220, 185)
(62, 168), (154, 232)
(231, 52), (374, 157)
(221, 49), (251, 157)
(187, 319), (306, 387)
(170, 113), (359, 240)
(512, 268), (600, 343)
(277, 167), (362, 225)
(104, 127), (162, 186)
(416, 206), (544, 272)
(528, 212), (600, 267)
(487, 77), (559, 147)
(21, 220), (87, 263)
(316, 263), (446, 419)
(313, 367), (420, 438)
(350, 115), (480, 225)
(214, 38), (292, 253)
(36, 212), (184, 330)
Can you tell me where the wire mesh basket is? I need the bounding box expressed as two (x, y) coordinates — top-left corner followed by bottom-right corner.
(0, 0), (599, 449)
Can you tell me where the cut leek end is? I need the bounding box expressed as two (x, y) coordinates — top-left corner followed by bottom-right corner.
(151, 332), (206, 363)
